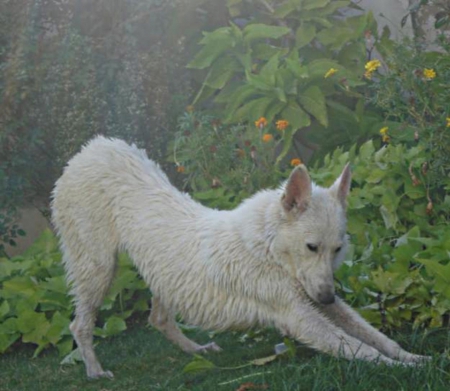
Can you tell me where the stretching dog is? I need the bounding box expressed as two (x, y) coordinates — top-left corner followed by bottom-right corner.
(52, 136), (429, 379)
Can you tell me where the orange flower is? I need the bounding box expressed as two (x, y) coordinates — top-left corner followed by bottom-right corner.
(255, 117), (268, 129)
(276, 120), (289, 131)
(290, 158), (302, 167)
(262, 133), (273, 142)
(176, 165), (185, 173)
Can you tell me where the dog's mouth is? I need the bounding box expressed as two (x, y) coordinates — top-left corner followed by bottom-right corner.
(295, 278), (335, 305)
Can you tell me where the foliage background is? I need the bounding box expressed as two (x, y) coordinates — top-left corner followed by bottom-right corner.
(1, 0), (450, 362)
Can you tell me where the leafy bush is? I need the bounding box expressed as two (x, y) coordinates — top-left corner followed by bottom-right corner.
(187, 0), (385, 163)
(173, 110), (292, 208)
(313, 141), (450, 330)
(368, 36), (450, 200)
(0, 230), (151, 357)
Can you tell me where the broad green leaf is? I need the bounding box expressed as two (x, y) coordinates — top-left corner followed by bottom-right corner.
(98, 316), (127, 337)
(57, 336), (74, 357)
(285, 58), (309, 80)
(204, 57), (240, 89)
(246, 72), (274, 91)
(359, 141), (375, 160)
(295, 23), (316, 49)
(0, 332), (20, 353)
(417, 259), (450, 298)
(298, 86), (328, 127)
(280, 100), (310, 130)
(274, 2), (297, 18)
(234, 96), (276, 122)
(260, 54), (280, 80)
(183, 354), (216, 374)
(317, 26), (354, 49)
(47, 311), (71, 345)
(60, 347), (83, 366)
(243, 24), (291, 43)
(303, 0), (330, 10)
(187, 29), (235, 69)
(0, 300), (9, 318)
(379, 205), (398, 230)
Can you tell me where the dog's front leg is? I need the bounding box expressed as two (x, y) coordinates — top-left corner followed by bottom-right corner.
(278, 302), (406, 365)
(318, 296), (430, 364)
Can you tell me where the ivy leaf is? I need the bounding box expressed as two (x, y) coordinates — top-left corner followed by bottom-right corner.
(298, 86), (328, 127)
(183, 354), (216, 374)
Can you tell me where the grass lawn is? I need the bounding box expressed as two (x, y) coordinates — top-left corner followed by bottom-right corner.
(1, 317), (450, 391)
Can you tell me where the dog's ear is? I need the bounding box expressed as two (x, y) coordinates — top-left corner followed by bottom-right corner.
(330, 163), (351, 208)
(282, 165), (312, 213)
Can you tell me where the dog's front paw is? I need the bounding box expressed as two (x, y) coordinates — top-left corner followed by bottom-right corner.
(401, 353), (432, 365)
(195, 342), (222, 353)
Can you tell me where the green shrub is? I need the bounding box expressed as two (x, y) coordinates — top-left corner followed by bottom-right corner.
(173, 110), (291, 208)
(313, 140), (450, 330)
(369, 36), (450, 199)
(0, 230), (151, 357)
(187, 0), (384, 163)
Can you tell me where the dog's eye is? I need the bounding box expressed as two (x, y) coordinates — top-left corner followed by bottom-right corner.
(335, 247), (342, 253)
(307, 243), (318, 252)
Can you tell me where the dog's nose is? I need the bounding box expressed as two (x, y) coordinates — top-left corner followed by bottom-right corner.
(318, 291), (335, 305)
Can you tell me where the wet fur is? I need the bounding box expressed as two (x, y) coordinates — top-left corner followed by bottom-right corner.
(52, 136), (429, 379)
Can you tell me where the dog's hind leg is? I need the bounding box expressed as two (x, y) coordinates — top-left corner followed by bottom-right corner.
(319, 296), (431, 364)
(149, 296), (221, 353)
(66, 249), (117, 379)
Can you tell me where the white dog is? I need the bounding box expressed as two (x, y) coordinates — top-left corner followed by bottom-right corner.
(51, 136), (429, 379)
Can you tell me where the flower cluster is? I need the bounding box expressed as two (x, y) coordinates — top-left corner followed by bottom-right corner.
(379, 126), (390, 143)
(364, 59), (381, 79)
(423, 68), (436, 80)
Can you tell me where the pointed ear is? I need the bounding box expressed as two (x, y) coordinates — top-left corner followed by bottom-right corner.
(330, 163), (351, 208)
(282, 165), (312, 213)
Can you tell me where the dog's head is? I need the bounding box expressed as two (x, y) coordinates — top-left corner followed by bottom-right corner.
(272, 164), (351, 305)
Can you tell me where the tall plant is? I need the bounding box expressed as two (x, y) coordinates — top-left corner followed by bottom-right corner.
(187, 0), (381, 163)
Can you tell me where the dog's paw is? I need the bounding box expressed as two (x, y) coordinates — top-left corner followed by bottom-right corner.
(195, 342), (222, 353)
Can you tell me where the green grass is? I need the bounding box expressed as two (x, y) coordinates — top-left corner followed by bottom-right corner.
(1, 318), (450, 391)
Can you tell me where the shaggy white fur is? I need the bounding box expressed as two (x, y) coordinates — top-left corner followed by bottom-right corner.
(52, 136), (429, 379)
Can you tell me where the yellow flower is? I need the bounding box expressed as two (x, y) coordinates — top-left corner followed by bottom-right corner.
(382, 135), (390, 143)
(290, 158), (302, 167)
(365, 59), (381, 73)
(185, 105), (195, 113)
(379, 127), (388, 136)
(446, 117), (450, 127)
(255, 117), (268, 129)
(262, 133), (273, 142)
(364, 70), (373, 80)
(176, 165), (185, 173)
(276, 120), (289, 131)
(423, 68), (436, 80)
(324, 68), (338, 78)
